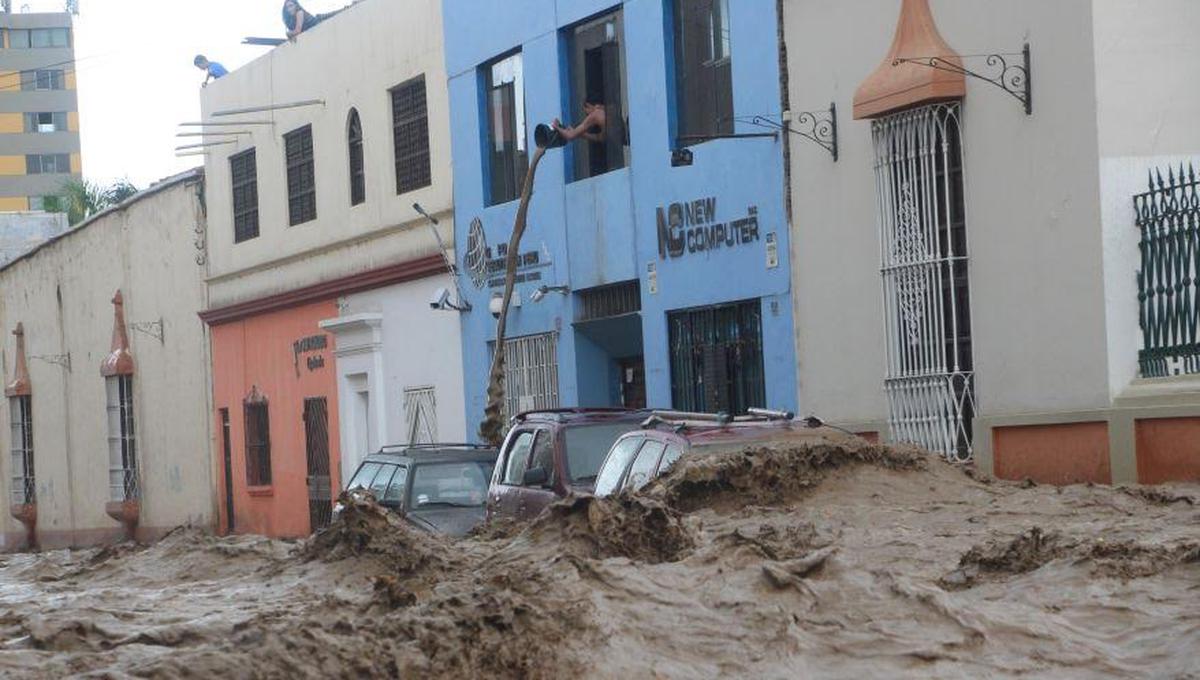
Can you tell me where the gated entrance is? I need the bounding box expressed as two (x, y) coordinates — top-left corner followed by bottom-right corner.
(667, 300), (766, 415)
(303, 397), (332, 533)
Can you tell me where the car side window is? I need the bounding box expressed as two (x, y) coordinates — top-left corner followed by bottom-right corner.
(382, 466), (408, 504)
(623, 441), (666, 493)
(502, 431), (535, 485)
(369, 464), (397, 499)
(525, 429), (555, 484)
(658, 445), (683, 475)
(347, 462), (382, 491)
(593, 436), (644, 496)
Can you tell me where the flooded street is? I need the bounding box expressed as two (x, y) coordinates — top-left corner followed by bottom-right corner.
(0, 441), (1197, 679)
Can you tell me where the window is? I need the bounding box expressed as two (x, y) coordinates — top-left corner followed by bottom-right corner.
(390, 76), (431, 195)
(244, 392), (272, 486)
(10, 28), (69, 48)
(872, 102), (974, 461)
(105, 375), (138, 501)
(347, 109), (365, 206)
(500, 332), (559, 419)
(26, 154), (70, 174)
(668, 300), (766, 414)
(673, 0), (733, 143)
(658, 445), (683, 475)
(526, 429), (554, 481)
(347, 461), (382, 491)
(593, 436), (643, 497)
(501, 430), (535, 485)
(566, 10), (628, 180)
(8, 29), (29, 48)
(367, 464), (396, 500)
(623, 440), (666, 493)
(564, 422), (643, 484)
(30, 195), (62, 212)
(382, 466), (409, 504)
(25, 112), (67, 133)
(409, 462), (490, 508)
(483, 52), (527, 205)
(230, 148), (259, 242)
(403, 386), (437, 445)
(9, 396), (34, 505)
(22, 69), (65, 91)
(284, 125), (317, 225)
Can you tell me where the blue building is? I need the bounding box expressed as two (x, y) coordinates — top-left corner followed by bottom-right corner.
(443, 0), (796, 429)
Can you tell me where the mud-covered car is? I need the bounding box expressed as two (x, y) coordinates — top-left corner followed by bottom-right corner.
(593, 409), (860, 496)
(487, 408), (651, 522)
(339, 444), (498, 536)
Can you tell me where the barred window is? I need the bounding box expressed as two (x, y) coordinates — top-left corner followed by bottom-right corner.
(347, 109), (365, 206)
(105, 375), (138, 502)
(244, 391), (272, 487)
(9, 396), (34, 505)
(390, 76), (431, 195)
(230, 148), (259, 243)
(284, 125), (317, 225)
(497, 332), (559, 419)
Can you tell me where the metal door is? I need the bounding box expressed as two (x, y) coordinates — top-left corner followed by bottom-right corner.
(220, 408), (234, 534)
(303, 397), (332, 532)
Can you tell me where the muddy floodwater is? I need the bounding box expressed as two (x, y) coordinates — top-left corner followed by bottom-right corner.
(1, 441), (1197, 678)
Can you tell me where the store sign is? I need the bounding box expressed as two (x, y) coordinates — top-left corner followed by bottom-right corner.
(656, 197), (760, 260)
(463, 216), (553, 289)
(293, 334), (328, 375)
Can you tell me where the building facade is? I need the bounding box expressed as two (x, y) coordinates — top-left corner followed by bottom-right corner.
(784, 0), (1200, 483)
(0, 170), (213, 551)
(199, 0), (464, 538)
(0, 10), (81, 212)
(444, 0), (797, 434)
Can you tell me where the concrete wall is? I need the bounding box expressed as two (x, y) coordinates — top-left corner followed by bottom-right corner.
(785, 0), (1110, 429)
(0, 210), (66, 266)
(200, 0), (455, 309)
(0, 171), (213, 550)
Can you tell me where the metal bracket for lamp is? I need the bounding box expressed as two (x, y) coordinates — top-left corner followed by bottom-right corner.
(130, 318), (165, 344)
(893, 43), (1032, 115)
(743, 103), (838, 161)
(32, 353), (71, 371)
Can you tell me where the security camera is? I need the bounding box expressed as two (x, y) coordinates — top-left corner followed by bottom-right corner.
(531, 287), (547, 303)
(430, 287), (451, 310)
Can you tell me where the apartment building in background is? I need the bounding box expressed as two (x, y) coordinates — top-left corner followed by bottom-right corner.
(0, 10), (81, 212)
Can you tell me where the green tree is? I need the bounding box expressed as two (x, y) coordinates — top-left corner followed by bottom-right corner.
(53, 178), (140, 226)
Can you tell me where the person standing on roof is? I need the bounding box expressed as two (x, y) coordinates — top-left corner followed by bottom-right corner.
(193, 55), (228, 86)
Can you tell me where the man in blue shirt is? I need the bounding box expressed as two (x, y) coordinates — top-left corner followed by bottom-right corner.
(194, 55), (228, 86)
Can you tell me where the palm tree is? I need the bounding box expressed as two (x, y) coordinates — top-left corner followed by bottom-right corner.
(53, 178), (140, 226)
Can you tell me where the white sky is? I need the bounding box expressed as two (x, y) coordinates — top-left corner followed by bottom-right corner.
(19, 0), (347, 188)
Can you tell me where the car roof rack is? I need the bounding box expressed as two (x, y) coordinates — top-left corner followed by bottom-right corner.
(511, 407), (647, 423)
(376, 442), (493, 453)
(641, 408), (797, 430)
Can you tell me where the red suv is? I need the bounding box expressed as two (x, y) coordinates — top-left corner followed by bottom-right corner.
(486, 408), (650, 521)
(593, 409), (858, 496)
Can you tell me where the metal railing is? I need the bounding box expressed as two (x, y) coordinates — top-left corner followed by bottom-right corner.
(1136, 164), (1200, 378)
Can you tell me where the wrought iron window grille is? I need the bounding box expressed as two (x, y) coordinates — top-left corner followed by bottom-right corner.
(735, 103), (838, 161)
(893, 43), (1032, 115)
(1135, 163), (1200, 378)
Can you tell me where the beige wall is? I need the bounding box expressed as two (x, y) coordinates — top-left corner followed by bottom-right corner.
(200, 0), (454, 309)
(0, 173), (214, 549)
(785, 0), (1111, 429)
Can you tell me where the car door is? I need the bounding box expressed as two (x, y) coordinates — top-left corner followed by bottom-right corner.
(518, 428), (558, 519)
(489, 429), (535, 520)
(622, 439), (667, 493)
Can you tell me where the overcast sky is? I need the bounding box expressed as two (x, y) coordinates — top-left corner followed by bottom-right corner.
(20, 0), (347, 188)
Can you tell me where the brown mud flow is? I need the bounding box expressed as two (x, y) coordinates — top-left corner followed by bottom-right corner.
(0, 442), (1197, 678)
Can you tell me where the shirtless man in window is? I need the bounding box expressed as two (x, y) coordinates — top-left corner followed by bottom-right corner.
(552, 100), (607, 143)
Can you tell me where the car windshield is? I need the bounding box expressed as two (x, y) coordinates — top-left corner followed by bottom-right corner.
(564, 422), (643, 484)
(346, 462), (382, 491)
(408, 461), (493, 510)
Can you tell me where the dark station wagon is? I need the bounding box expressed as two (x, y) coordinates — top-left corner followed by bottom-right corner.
(593, 409), (859, 497)
(487, 408), (651, 522)
(340, 443), (499, 536)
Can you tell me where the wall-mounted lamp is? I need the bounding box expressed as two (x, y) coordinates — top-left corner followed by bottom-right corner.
(488, 290), (521, 319)
(531, 285), (571, 303)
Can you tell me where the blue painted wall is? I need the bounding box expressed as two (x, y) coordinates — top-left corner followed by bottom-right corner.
(444, 0), (797, 434)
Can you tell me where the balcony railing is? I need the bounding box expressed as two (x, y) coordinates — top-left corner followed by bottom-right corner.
(1136, 163), (1200, 378)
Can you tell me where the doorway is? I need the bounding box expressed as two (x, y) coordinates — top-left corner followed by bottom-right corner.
(220, 408), (234, 534)
(303, 397), (332, 533)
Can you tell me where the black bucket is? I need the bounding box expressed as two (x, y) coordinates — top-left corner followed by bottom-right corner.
(534, 123), (567, 149)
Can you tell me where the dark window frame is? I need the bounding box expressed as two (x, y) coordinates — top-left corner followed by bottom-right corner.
(564, 9), (629, 181)
(26, 153), (70, 174)
(106, 375), (138, 502)
(229, 148), (260, 243)
(668, 299), (766, 415)
(482, 51), (528, 206)
(672, 0), (734, 144)
(283, 125), (317, 226)
(347, 108), (365, 206)
(9, 395), (35, 505)
(390, 75), (432, 195)
(244, 394), (273, 487)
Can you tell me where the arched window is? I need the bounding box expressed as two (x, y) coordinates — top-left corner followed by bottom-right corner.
(347, 109), (365, 206)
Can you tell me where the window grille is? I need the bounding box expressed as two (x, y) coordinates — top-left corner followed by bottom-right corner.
(230, 148), (259, 242)
(105, 375), (138, 501)
(284, 125), (317, 225)
(668, 300), (766, 415)
(391, 76), (431, 195)
(484, 52), (528, 205)
(1136, 164), (1200, 378)
(8, 396), (34, 505)
(872, 102), (975, 461)
(500, 332), (560, 419)
(244, 392), (272, 486)
(347, 109), (365, 206)
(579, 280), (640, 321)
(673, 0), (733, 143)
(403, 386), (438, 445)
